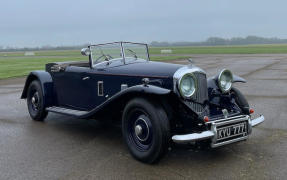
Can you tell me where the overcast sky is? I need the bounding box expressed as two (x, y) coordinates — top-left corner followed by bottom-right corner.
(1, 0), (286, 47)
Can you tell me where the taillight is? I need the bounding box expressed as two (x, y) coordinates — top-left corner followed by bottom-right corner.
(204, 116), (209, 122)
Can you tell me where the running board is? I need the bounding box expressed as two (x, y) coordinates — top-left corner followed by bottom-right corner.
(46, 106), (89, 117)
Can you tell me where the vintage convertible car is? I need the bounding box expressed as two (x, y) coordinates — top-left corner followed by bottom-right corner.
(21, 42), (264, 163)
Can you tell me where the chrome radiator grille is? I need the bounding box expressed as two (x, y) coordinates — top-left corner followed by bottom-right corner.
(188, 72), (208, 113)
(193, 72), (208, 104)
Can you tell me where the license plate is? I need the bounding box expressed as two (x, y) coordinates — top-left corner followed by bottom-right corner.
(217, 122), (247, 140)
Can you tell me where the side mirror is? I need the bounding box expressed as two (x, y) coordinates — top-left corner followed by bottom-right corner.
(81, 48), (91, 56)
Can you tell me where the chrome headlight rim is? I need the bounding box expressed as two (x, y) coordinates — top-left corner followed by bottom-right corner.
(218, 69), (233, 93)
(178, 73), (197, 98)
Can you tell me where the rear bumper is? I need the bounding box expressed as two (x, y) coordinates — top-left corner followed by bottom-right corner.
(172, 115), (264, 147)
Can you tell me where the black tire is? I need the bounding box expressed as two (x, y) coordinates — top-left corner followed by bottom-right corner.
(122, 98), (170, 164)
(231, 87), (250, 115)
(27, 80), (48, 121)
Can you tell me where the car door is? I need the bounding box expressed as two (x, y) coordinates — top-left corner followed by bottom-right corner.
(52, 66), (95, 110)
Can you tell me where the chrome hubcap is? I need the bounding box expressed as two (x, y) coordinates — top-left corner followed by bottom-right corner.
(32, 97), (36, 104)
(135, 125), (143, 137)
(31, 92), (39, 110)
(128, 111), (153, 151)
(134, 118), (149, 141)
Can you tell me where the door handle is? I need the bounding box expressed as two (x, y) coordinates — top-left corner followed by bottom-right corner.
(82, 76), (90, 80)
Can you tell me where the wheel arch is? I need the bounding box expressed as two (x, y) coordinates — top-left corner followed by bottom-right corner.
(118, 92), (173, 116)
(21, 71), (55, 106)
(83, 85), (174, 119)
(231, 87), (250, 115)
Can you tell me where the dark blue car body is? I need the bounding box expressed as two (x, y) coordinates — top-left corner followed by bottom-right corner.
(21, 42), (264, 163)
(50, 60), (180, 110)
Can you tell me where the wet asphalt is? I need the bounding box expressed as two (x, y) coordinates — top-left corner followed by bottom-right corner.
(0, 54), (286, 180)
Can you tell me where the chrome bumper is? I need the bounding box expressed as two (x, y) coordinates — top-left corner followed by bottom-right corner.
(250, 115), (265, 127)
(172, 115), (265, 147)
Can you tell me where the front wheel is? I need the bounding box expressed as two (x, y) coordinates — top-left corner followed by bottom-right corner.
(27, 80), (48, 121)
(231, 87), (250, 115)
(122, 98), (170, 164)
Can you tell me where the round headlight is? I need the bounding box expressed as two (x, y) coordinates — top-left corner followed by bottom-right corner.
(178, 73), (196, 98)
(218, 69), (233, 93)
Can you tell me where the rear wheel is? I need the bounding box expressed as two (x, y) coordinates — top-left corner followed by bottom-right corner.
(27, 80), (48, 121)
(122, 98), (170, 164)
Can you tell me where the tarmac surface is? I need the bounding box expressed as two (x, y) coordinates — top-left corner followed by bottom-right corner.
(0, 54), (287, 180)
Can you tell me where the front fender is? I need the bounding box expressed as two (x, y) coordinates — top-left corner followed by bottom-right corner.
(207, 76), (248, 116)
(233, 75), (246, 83)
(207, 73), (246, 92)
(123, 84), (171, 95)
(80, 85), (171, 118)
(21, 71), (54, 106)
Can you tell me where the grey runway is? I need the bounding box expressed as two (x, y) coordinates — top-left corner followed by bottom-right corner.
(0, 54), (286, 179)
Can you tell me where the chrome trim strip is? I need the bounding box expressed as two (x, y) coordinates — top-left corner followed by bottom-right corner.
(251, 115), (265, 127)
(214, 116), (248, 126)
(211, 122), (217, 143)
(178, 73), (197, 98)
(172, 131), (214, 143)
(146, 44), (150, 61)
(173, 66), (206, 91)
(97, 81), (104, 96)
(120, 42), (125, 64)
(218, 69), (233, 93)
(211, 136), (248, 148)
(90, 41), (148, 47)
(206, 115), (248, 124)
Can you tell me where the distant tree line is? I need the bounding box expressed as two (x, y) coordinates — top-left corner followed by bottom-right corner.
(1, 36), (287, 52)
(150, 36), (287, 47)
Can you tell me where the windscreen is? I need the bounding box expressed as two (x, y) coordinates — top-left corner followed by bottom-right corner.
(90, 42), (149, 66)
(122, 43), (149, 62)
(90, 43), (122, 65)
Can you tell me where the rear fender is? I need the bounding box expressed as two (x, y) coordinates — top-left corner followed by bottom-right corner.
(21, 71), (54, 106)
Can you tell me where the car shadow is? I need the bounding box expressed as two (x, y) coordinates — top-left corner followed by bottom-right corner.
(44, 113), (123, 141)
(41, 113), (239, 166)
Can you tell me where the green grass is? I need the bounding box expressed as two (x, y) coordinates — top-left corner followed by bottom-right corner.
(0, 56), (85, 79)
(0, 55), (188, 79)
(1, 44), (287, 79)
(149, 44), (287, 54)
(0, 51), (189, 79)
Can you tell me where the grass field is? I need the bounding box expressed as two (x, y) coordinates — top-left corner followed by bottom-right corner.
(1, 44), (287, 79)
(149, 44), (287, 54)
(0, 53), (189, 79)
